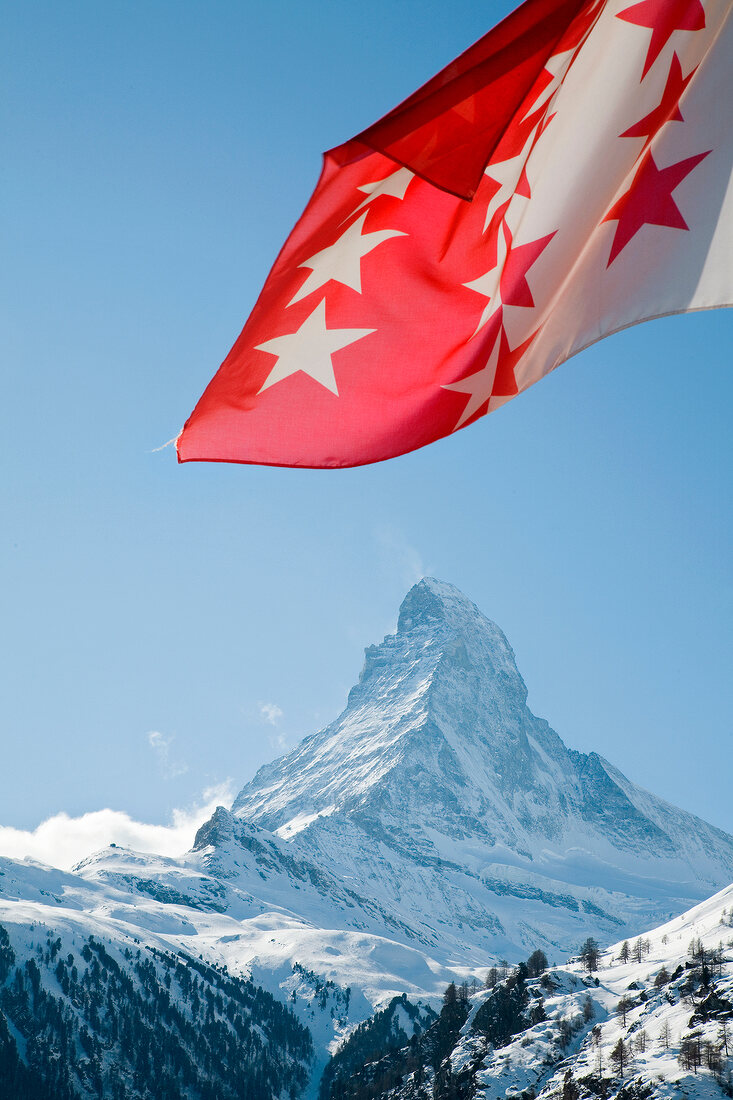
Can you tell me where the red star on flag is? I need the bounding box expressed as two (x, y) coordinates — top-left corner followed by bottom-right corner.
(616, 0), (705, 80)
(499, 224), (555, 308)
(443, 315), (537, 428)
(464, 221), (554, 335)
(603, 148), (710, 265)
(553, 0), (604, 52)
(476, 197), (511, 278)
(621, 54), (696, 150)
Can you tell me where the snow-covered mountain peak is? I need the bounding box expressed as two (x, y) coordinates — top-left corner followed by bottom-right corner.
(193, 804), (236, 851)
(391, 576), (524, 697)
(397, 576), (487, 632)
(228, 579), (733, 962)
(233, 578), (535, 834)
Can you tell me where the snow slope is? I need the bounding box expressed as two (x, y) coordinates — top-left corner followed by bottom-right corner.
(326, 882), (733, 1099)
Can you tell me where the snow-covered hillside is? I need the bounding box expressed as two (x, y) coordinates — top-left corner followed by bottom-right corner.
(321, 883), (733, 1100)
(0, 900), (313, 1099)
(0, 848), (454, 1096)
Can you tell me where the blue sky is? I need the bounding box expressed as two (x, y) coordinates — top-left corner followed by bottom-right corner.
(2, 0), (731, 859)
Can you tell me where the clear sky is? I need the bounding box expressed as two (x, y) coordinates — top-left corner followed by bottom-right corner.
(2, 0), (731, 865)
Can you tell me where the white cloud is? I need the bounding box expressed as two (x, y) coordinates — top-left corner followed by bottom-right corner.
(375, 526), (429, 587)
(147, 729), (188, 779)
(258, 702), (284, 726)
(268, 730), (293, 754)
(0, 781), (235, 871)
(257, 703), (295, 754)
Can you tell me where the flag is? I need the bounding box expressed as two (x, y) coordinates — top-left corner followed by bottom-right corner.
(177, 0), (732, 469)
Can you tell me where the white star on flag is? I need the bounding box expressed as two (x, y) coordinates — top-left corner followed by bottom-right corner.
(256, 300), (375, 396)
(350, 167), (415, 216)
(442, 327), (504, 428)
(481, 131), (536, 232)
(521, 48), (576, 121)
(289, 212), (406, 306)
(463, 227), (509, 335)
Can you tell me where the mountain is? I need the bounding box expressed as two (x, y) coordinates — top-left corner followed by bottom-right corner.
(1, 577), (732, 1098)
(226, 577), (733, 962)
(319, 882), (733, 1100)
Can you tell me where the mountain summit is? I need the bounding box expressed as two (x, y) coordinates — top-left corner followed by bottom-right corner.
(233, 578), (539, 834)
(233, 577), (532, 835)
(230, 578), (733, 960)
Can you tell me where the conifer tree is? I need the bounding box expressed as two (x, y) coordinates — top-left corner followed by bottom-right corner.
(579, 938), (600, 973)
(610, 1038), (630, 1077)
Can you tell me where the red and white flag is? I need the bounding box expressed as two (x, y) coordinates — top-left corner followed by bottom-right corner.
(177, 0), (732, 468)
